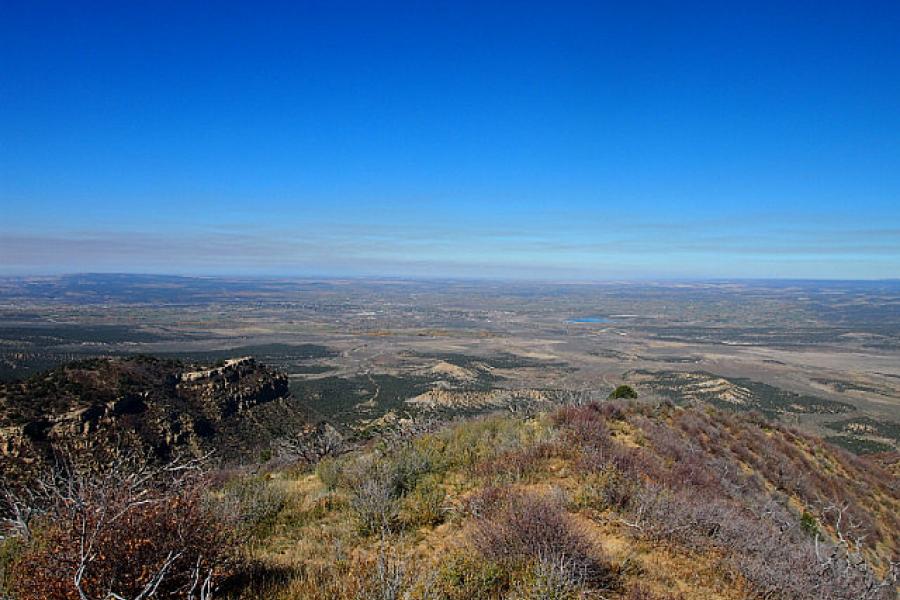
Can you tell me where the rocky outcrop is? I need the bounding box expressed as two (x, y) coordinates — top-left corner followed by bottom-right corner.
(176, 356), (290, 419)
(0, 356), (294, 481)
(407, 387), (549, 411)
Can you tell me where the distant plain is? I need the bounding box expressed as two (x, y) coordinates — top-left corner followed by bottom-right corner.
(1, 274), (898, 453)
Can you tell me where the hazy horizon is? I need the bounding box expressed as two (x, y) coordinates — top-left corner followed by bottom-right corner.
(2, 271), (900, 286)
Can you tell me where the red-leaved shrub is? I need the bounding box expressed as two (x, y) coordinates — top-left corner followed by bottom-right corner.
(5, 456), (237, 600)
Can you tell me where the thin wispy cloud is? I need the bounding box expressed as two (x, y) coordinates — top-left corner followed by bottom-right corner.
(3, 214), (898, 279)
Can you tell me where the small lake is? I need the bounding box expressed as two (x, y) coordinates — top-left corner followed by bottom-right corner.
(566, 316), (611, 323)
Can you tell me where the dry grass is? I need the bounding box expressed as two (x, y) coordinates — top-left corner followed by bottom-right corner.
(8, 404), (885, 599)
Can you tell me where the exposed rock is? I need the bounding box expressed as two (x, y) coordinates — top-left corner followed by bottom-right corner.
(0, 356), (296, 481)
(407, 387), (550, 411)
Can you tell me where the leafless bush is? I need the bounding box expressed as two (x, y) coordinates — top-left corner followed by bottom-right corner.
(808, 504), (899, 600)
(350, 473), (400, 536)
(505, 551), (583, 600)
(621, 483), (898, 599)
(551, 402), (898, 599)
(2, 452), (237, 600)
(665, 450), (720, 494)
(474, 442), (559, 483)
(357, 543), (406, 600)
(272, 422), (345, 465)
(674, 410), (712, 439)
(552, 404), (612, 449)
(554, 389), (595, 407)
(217, 475), (287, 537)
(471, 490), (613, 590)
(597, 401), (628, 421)
(462, 485), (509, 519)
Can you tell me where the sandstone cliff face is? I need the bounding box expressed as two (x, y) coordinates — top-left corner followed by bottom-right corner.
(176, 356), (290, 420)
(0, 356), (293, 480)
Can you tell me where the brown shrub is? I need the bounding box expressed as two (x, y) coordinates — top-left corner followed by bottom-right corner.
(350, 473), (400, 536)
(553, 403), (898, 599)
(473, 442), (562, 483)
(470, 489), (614, 590)
(624, 583), (685, 600)
(624, 483), (898, 600)
(597, 401), (629, 421)
(552, 404), (612, 448)
(575, 466), (637, 512)
(462, 485), (509, 519)
(6, 456), (237, 600)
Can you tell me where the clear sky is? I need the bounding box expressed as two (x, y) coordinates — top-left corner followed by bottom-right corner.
(2, 1), (899, 279)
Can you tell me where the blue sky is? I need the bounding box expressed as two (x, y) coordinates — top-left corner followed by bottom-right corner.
(2, 1), (899, 279)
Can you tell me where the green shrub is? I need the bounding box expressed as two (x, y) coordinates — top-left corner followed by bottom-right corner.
(437, 553), (510, 599)
(428, 415), (527, 471)
(400, 477), (446, 528)
(580, 466), (636, 512)
(337, 442), (443, 536)
(386, 445), (433, 496)
(0, 536), (24, 596)
(608, 385), (638, 400)
(220, 475), (288, 538)
(800, 510), (818, 536)
(316, 455), (345, 491)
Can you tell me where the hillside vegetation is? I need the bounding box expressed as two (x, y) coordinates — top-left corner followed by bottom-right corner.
(1, 375), (897, 598)
(220, 400), (897, 599)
